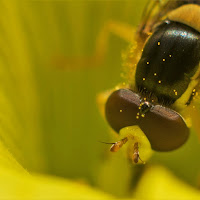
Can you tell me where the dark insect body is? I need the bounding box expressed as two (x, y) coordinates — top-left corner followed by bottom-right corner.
(101, 0), (200, 163)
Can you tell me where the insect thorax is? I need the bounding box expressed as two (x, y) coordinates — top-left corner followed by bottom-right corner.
(135, 21), (200, 106)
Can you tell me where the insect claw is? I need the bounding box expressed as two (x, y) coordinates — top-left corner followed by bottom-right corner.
(139, 156), (146, 164)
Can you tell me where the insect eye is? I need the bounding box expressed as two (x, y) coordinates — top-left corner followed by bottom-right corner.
(139, 105), (189, 151)
(105, 89), (190, 151)
(105, 89), (140, 133)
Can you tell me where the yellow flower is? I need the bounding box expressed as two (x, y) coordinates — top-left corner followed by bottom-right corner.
(0, 0), (200, 199)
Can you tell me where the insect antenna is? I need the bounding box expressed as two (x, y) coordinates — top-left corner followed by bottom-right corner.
(98, 141), (116, 145)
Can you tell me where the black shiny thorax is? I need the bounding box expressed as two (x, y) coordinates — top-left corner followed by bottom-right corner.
(135, 21), (200, 105)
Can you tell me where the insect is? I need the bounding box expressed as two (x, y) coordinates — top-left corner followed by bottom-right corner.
(98, 0), (200, 164)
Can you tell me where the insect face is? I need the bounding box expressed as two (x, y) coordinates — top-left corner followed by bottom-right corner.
(101, 1), (200, 163)
(105, 89), (189, 152)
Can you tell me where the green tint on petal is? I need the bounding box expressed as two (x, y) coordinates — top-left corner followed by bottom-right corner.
(0, 0), (147, 192)
(0, 139), (27, 174)
(0, 0), (147, 181)
(0, 0), (47, 171)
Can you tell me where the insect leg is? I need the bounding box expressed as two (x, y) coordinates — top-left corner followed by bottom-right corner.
(53, 20), (136, 70)
(132, 142), (145, 164)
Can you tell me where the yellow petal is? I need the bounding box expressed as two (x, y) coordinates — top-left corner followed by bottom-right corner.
(135, 165), (200, 200)
(0, 166), (113, 200)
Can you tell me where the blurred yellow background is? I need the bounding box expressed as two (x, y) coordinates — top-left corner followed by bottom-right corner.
(1, 0), (200, 199)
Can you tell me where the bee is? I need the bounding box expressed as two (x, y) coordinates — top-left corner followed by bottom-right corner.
(99, 0), (200, 164)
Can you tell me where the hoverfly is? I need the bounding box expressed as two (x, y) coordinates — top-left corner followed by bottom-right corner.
(99, 0), (200, 164)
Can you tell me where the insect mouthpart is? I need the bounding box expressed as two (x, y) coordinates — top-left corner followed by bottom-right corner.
(139, 101), (152, 115)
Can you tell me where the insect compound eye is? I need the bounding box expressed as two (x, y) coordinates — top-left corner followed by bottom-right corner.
(105, 89), (140, 133)
(139, 105), (190, 151)
(105, 89), (190, 151)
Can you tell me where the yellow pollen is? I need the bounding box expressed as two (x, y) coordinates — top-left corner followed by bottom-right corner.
(169, 54), (172, 57)
(173, 89), (176, 92)
(154, 73), (157, 76)
(143, 78), (146, 81)
(122, 82), (126, 86)
(136, 116), (139, 119)
(152, 99), (154, 102)
(120, 109), (122, 112)
(147, 32), (152, 36)
(139, 106), (141, 110)
(175, 92), (178, 96)
(147, 61), (150, 65)
(193, 89), (196, 92)
(163, 58), (165, 62)
(137, 112), (140, 115)
(141, 114), (145, 118)
(144, 97), (147, 101)
(158, 80), (162, 84)
(158, 42), (161, 46)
